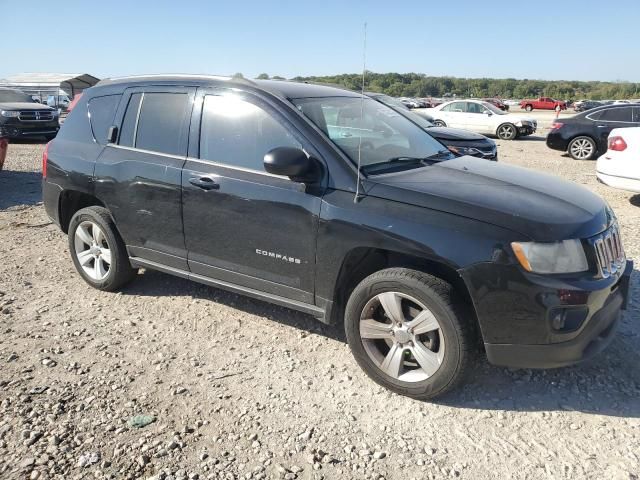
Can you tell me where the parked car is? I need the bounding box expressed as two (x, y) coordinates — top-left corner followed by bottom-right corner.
(43, 75), (632, 400)
(574, 100), (602, 113)
(520, 97), (567, 111)
(546, 103), (640, 160)
(399, 97), (423, 109)
(482, 98), (509, 111)
(426, 100), (537, 140)
(0, 87), (59, 140)
(596, 127), (640, 193)
(367, 93), (497, 160)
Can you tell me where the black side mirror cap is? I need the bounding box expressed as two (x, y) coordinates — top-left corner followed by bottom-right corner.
(107, 125), (118, 144)
(263, 147), (321, 183)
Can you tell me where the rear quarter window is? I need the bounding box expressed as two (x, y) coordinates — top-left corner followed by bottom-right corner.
(88, 95), (121, 145)
(55, 95), (93, 143)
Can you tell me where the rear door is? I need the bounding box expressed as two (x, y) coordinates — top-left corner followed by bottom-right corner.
(181, 88), (324, 303)
(95, 86), (195, 269)
(590, 107), (634, 151)
(439, 102), (467, 128)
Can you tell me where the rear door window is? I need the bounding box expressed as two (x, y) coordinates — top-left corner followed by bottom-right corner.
(633, 107), (640, 123)
(118, 93), (142, 147)
(599, 107), (632, 122)
(117, 92), (191, 156)
(88, 95), (121, 145)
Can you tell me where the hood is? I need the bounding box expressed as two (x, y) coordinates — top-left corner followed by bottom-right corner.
(367, 156), (611, 241)
(0, 102), (55, 111)
(427, 126), (488, 141)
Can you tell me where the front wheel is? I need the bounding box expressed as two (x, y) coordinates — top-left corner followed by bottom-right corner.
(68, 206), (137, 291)
(344, 268), (475, 400)
(433, 120), (447, 127)
(496, 123), (518, 140)
(524, 104), (533, 112)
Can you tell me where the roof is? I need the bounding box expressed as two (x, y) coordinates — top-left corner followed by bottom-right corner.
(0, 73), (100, 95)
(255, 80), (360, 99)
(94, 74), (359, 99)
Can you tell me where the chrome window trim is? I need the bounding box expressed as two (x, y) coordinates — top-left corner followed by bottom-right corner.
(132, 92), (144, 147)
(105, 144), (291, 180)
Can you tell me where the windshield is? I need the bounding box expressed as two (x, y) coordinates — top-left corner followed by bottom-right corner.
(482, 102), (507, 115)
(292, 96), (451, 174)
(373, 95), (435, 129)
(0, 89), (35, 104)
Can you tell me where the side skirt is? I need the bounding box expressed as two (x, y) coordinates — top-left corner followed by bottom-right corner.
(129, 257), (326, 321)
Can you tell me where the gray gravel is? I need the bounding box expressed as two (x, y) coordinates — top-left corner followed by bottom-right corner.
(0, 137), (639, 480)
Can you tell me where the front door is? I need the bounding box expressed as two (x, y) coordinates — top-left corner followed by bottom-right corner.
(182, 88), (324, 303)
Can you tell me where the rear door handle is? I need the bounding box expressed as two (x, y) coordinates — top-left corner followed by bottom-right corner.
(189, 176), (220, 190)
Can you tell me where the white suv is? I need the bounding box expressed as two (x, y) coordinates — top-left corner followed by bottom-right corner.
(423, 100), (537, 140)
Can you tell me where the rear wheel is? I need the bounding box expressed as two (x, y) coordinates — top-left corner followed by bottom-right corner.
(68, 206), (137, 291)
(568, 136), (596, 160)
(344, 268), (475, 400)
(497, 123), (518, 140)
(433, 120), (447, 127)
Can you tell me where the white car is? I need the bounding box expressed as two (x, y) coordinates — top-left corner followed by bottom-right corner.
(423, 100), (537, 140)
(596, 127), (640, 193)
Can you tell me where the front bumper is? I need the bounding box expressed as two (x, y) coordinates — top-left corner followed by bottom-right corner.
(518, 124), (536, 136)
(0, 118), (59, 139)
(462, 259), (633, 369)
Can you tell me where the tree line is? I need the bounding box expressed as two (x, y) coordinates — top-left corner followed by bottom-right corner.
(253, 72), (640, 100)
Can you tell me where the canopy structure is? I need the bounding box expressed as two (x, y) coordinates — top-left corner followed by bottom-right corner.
(0, 73), (100, 100)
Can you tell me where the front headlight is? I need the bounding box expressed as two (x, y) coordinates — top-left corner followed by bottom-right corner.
(1, 110), (20, 118)
(511, 240), (588, 274)
(447, 145), (481, 156)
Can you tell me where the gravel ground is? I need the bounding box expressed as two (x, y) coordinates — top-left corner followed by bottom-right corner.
(1, 136), (639, 480)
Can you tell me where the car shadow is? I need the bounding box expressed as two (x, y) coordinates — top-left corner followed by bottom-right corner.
(121, 269), (345, 343)
(0, 170), (43, 209)
(630, 194), (640, 207)
(124, 267), (640, 418)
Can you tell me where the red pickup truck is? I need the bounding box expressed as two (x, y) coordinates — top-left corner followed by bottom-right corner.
(520, 97), (567, 112)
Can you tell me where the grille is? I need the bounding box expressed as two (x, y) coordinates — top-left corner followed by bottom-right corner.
(591, 224), (625, 278)
(18, 110), (55, 122)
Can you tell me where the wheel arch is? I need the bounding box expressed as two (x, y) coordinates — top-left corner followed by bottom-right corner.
(329, 247), (475, 325)
(58, 190), (106, 233)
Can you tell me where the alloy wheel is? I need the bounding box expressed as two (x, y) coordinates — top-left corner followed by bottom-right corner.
(359, 291), (445, 382)
(74, 221), (111, 281)
(570, 138), (594, 159)
(498, 125), (515, 139)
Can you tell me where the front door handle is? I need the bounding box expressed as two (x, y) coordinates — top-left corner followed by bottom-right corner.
(189, 176), (220, 190)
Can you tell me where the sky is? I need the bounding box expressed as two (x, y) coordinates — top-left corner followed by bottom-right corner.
(2, 0), (639, 82)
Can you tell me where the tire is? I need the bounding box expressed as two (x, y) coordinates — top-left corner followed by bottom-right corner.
(524, 104), (533, 112)
(568, 136), (597, 160)
(433, 120), (447, 127)
(496, 123), (518, 140)
(68, 206), (137, 291)
(344, 268), (475, 400)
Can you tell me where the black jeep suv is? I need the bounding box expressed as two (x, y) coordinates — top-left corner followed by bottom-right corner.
(43, 75), (632, 399)
(0, 87), (59, 140)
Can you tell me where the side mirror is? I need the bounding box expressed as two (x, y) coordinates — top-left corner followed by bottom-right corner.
(484, 110), (493, 116)
(107, 125), (118, 144)
(264, 147), (320, 183)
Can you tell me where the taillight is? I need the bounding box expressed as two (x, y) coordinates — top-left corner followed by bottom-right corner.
(608, 136), (627, 151)
(551, 122), (564, 130)
(42, 141), (51, 178)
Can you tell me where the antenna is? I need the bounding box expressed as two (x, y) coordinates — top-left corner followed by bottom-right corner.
(354, 22), (367, 203)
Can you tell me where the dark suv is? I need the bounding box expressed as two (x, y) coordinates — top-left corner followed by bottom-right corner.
(0, 87), (59, 140)
(43, 75), (632, 399)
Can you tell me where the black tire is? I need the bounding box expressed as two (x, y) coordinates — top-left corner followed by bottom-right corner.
(524, 104), (533, 112)
(68, 206), (137, 291)
(567, 136), (597, 160)
(496, 123), (518, 140)
(433, 120), (447, 127)
(344, 268), (475, 400)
